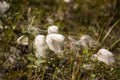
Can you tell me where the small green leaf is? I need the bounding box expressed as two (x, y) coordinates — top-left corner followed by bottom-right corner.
(27, 54), (36, 61)
(27, 64), (36, 68)
(83, 48), (88, 54)
(35, 59), (47, 66)
(27, 56), (36, 61)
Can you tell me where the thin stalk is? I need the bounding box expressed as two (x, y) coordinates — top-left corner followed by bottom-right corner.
(101, 20), (120, 44)
(97, 24), (106, 42)
(97, 13), (116, 42)
(110, 39), (120, 50)
(41, 65), (46, 80)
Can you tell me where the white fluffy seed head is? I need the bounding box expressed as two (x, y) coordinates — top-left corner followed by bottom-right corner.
(97, 49), (114, 57)
(34, 35), (48, 58)
(76, 35), (99, 48)
(80, 35), (95, 47)
(0, 1), (10, 14)
(34, 35), (46, 45)
(16, 35), (28, 46)
(92, 48), (115, 66)
(48, 25), (59, 34)
(46, 33), (65, 54)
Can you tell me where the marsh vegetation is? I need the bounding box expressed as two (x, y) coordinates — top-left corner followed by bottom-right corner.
(0, 0), (120, 80)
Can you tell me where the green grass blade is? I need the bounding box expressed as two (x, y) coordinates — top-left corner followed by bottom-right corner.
(97, 23), (106, 42)
(101, 20), (120, 44)
(97, 13), (116, 43)
(110, 39), (120, 50)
